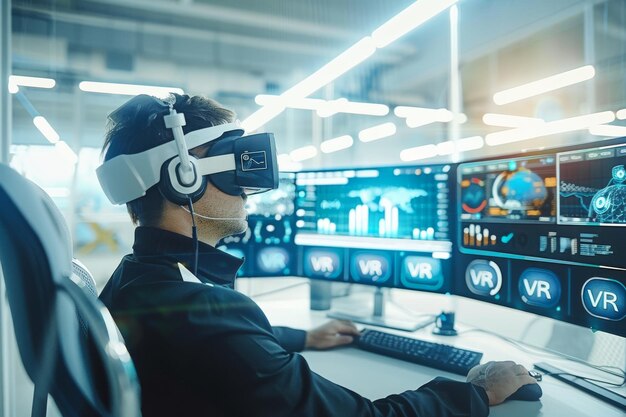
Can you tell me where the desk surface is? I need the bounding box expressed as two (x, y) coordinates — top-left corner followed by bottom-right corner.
(239, 278), (626, 417)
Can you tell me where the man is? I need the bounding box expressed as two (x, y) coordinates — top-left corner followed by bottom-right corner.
(99, 93), (538, 417)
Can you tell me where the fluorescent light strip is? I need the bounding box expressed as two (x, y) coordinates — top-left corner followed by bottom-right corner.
(437, 136), (484, 155)
(482, 113), (544, 128)
(283, 36), (376, 100)
(396, 106), (465, 128)
(33, 116), (60, 144)
(289, 145), (318, 162)
(320, 135), (354, 153)
(493, 65), (596, 105)
(485, 111), (615, 146)
(400, 144), (438, 161)
(616, 109), (626, 120)
(255, 95), (389, 117)
(277, 153), (303, 172)
(372, 0), (459, 48)
(79, 81), (184, 98)
(55, 141), (78, 165)
(358, 122), (397, 142)
(589, 125), (626, 137)
(295, 177), (349, 186)
(244, 1), (455, 130)
(8, 82), (18, 94)
(255, 95), (325, 111)
(9, 75), (56, 89)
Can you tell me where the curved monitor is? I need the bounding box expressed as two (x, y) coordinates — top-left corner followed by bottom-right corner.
(456, 138), (626, 337)
(294, 165), (454, 294)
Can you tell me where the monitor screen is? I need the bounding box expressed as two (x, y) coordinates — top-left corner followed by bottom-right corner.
(294, 166), (452, 252)
(456, 139), (626, 337)
(294, 165), (453, 293)
(217, 173), (296, 277)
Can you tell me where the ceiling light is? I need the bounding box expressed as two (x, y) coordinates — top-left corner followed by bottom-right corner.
(79, 81), (184, 97)
(55, 141), (78, 165)
(616, 109), (626, 120)
(10, 75), (56, 89)
(254, 95), (325, 110)
(284, 37), (376, 99)
(437, 136), (484, 155)
(290, 145), (318, 162)
(358, 122), (397, 142)
(485, 111), (615, 146)
(482, 113), (544, 128)
(589, 125), (626, 137)
(277, 153), (303, 172)
(493, 65), (595, 105)
(320, 135), (354, 153)
(33, 116), (60, 144)
(372, 0), (459, 48)
(400, 144), (438, 161)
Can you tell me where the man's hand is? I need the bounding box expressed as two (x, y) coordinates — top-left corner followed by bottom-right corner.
(305, 320), (360, 350)
(467, 361), (538, 405)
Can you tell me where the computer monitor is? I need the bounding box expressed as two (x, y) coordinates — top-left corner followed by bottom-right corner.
(456, 138), (626, 337)
(293, 165), (454, 330)
(217, 173), (296, 277)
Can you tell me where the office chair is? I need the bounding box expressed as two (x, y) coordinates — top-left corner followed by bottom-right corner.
(0, 163), (141, 417)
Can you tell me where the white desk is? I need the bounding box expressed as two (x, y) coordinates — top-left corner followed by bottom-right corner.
(238, 278), (626, 417)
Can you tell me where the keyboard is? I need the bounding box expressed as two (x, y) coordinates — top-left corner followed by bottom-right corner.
(356, 329), (483, 376)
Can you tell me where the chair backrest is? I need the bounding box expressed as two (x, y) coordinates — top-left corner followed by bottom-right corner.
(0, 163), (141, 417)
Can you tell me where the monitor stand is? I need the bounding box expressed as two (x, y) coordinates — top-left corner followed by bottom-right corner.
(327, 287), (434, 332)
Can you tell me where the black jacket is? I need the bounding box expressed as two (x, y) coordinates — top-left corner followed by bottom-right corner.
(100, 227), (489, 417)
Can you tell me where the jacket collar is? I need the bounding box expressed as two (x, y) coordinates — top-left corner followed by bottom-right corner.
(132, 226), (244, 287)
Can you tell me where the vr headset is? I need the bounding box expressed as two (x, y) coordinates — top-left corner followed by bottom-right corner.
(96, 95), (279, 206)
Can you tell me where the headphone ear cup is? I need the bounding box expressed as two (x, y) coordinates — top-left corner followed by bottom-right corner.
(159, 158), (207, 205)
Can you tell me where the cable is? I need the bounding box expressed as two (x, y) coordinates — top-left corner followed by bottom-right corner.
(458, 327), (626, 382)
(187, 196), (199, 277)
(540, 372), (625, 388)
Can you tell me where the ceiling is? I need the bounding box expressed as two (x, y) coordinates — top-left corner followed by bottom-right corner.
(9, 0), (626, 167)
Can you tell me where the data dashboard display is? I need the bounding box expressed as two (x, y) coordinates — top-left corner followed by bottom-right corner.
(558, 143), (626, 226)
(456, 139), (626, 337)
(217, 173), (296, 277)
(294, 166), (452, 253)
(459, 155), (556, 223)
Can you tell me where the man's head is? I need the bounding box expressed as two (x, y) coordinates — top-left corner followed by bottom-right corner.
(102, 93), (247, 243)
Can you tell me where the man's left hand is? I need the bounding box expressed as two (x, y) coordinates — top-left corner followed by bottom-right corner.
(305, 320), (360, 350)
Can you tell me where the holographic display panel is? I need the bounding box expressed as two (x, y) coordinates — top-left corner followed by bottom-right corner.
(217, 173), (296, 277)
(455, 138), (626, 337)
(459, 155), (556, 224)
(558, 144), (626, 226)
(294, 166), (452, 253)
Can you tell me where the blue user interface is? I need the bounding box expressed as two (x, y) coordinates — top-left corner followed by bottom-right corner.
(457, 140), (626, 337)
(294, 165), (453, 292)
(217, 173), (296, 277)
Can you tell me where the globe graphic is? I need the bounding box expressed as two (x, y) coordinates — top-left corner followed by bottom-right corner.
(493, 169), (547, 210)
(591, 185), (626, 223)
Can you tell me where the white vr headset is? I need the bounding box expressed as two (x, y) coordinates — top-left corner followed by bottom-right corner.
(97, 119), (279, 206)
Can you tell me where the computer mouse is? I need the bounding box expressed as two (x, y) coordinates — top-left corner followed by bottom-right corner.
(505, 382), (543, 401)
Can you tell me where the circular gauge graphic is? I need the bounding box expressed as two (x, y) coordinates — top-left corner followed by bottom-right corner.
(492, 168), (547, 211)
(462, 177), (487, 214)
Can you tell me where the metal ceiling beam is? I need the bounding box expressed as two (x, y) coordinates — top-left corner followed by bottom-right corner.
(13, 5), (337, 57)
(82, 0), (356, 40)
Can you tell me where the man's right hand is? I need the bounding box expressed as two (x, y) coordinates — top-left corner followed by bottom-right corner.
(466, 361), (538, 405)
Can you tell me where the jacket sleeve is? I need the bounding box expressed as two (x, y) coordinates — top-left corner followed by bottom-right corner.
(201, 294), (490, 417)
(272, 326), (307, 352)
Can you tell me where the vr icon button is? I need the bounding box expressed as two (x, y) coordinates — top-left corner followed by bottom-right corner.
(582, 277), (626, 321)
(465, 259), (502, 297)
